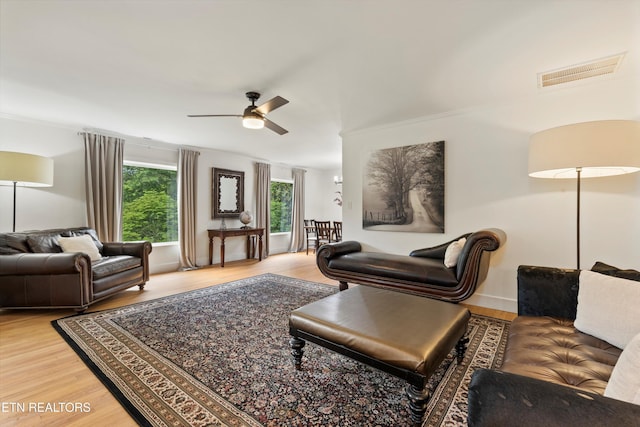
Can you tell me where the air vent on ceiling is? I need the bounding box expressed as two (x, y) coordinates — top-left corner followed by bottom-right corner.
(538, 52), (625, 88)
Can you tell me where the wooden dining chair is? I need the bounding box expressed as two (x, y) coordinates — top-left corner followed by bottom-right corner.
(332, 221), (342, 242)
(304, 219), (317, 255)
(315, 221), (332, 249)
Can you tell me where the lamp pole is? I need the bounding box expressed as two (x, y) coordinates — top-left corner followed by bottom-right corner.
(12, 181), (17, 232)
(575, 167), (581, 270)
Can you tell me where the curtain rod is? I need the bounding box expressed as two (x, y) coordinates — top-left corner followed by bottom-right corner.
(78, 129), (186, 153)
(127, 140), (180, 153)
(77, 128), (129, 139)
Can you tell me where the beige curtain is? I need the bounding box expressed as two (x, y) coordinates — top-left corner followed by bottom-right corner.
(288, 168), (306, 252)
(178, 148), (200, 270)
(82, 132), (124, 242)
(255, 162), (271, 259)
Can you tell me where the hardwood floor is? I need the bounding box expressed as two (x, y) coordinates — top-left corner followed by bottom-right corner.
(0, 252), (515, 427)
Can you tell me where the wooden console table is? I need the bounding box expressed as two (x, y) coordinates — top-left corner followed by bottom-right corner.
(208, 228), (264, 267)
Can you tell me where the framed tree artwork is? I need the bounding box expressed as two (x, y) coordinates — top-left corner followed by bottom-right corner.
(363, 140), (444, 233)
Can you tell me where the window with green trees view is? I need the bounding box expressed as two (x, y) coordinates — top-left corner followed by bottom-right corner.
(122, 164), (178, 243)
(270, 180), (293, 233)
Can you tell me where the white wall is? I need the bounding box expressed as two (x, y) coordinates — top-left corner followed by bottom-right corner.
(0, 117), (86, 230)
(341, 76), (640, 313)
(305, 167), (343, 223)
(0, 115), (337, 273)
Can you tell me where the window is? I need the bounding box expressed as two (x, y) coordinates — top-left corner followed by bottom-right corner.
(122, 162), (178, 243)
(270, 180), (293, 233)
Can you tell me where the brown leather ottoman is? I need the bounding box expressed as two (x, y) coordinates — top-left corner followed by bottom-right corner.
(289, 285), (471, 425)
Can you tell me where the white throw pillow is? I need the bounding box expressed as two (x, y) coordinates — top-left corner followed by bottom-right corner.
(444, 237), (466, 268)
(574, 270), (640, 349)
(605, 332), (640, 404)
(58, 235), (102, 262)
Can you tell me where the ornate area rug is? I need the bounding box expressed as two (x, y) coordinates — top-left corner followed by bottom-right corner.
(53, 274), (509, 426)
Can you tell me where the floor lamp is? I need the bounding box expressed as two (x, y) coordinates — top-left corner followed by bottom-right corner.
(0, 151), (54, 232)
(528, 120), (640, 269)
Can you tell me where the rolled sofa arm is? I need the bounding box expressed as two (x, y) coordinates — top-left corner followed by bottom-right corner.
(517, 265), (579, 319)
(102, 241), (152, 282)
(409, 237), (463, 259)
(468, 369), (640, 427)
(0, 253), (93, 309)
(102, 241), (152, 258)
(0, 252), (91, 275)
(316, 241), (362, 259)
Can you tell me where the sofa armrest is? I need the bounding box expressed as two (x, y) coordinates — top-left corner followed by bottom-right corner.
(408, 240), (453, 259)
(468, 369), (640, 427)
(517, 265), (579, 319)
(102, 241), (152, 282)
(316, 241), (362, 259)
(102, 241), (152, 258)
(0, 253), (91, 275)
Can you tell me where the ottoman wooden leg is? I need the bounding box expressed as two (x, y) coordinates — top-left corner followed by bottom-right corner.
(289, 336), (306, 370)
(456, 337), (469, 363)
(406, 383), (430, 426)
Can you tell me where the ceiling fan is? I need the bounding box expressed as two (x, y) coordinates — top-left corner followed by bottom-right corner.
(188, 91), (289, 135)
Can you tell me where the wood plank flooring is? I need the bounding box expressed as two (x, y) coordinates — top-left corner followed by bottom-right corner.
(0, 252), (515, 427)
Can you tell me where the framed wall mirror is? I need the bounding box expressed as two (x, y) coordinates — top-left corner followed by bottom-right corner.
(212, 168), (244, 218)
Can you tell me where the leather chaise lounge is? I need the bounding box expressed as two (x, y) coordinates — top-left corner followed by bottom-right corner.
(0, 227), (152, 312)
(316, 228), (506, 302)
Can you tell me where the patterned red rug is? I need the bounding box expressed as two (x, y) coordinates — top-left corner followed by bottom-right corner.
(53, 274), (509, 426)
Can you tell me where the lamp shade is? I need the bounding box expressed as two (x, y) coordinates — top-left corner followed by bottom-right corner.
(529, 120), (640, 179)
(0, 151), (54, 187)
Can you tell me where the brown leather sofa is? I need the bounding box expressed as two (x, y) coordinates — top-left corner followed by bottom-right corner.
(467, 264), (640, 426)
(0, 227), (152, 312)
(315, 228), (506, 302)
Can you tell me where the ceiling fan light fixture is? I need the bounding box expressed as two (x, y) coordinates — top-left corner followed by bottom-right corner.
(189, 91), (287, 134)
(243, 116), (264, 129)
(242, 106), (265, 129)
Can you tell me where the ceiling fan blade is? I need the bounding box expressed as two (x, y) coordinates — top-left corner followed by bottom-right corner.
(255, 96), (289, 115)
(264, 118), (288, 135)
(187, 114), (242, 117)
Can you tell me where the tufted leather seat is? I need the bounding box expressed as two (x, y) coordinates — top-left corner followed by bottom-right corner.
(500, 316), (621, 394)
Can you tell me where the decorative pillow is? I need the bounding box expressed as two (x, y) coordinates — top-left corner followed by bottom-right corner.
(444, 237), (466, 268)
(61, 229), (104, 251)
(605, 332), (640, 404)
(58, 235), (102, 261)
(574, 270), (640, 349)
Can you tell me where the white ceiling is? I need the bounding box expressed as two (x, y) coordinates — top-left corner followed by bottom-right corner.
(1, 0), (638, 170)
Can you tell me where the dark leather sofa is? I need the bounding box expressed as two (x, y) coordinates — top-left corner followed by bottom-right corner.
(467, 264), (640, 426)
(0, 227), (152, 312)
(315, 228), (506, 302)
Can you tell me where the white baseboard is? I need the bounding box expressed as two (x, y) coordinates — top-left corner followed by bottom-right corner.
(466, 293), (517, 314)
(150, 261), (180, 274)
